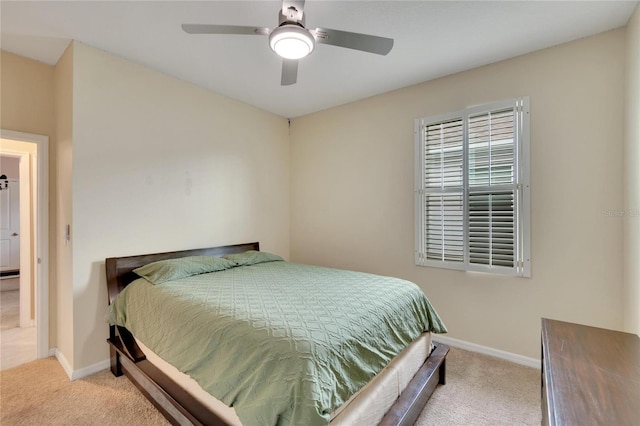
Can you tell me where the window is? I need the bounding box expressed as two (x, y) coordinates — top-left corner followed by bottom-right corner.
(415, 97), (530, 277)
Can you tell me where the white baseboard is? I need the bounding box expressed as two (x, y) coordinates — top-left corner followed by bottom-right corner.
(54, 348), (111, 380)
(0, 274), (20, 280)
(433, 335), (540, 369)
(71, 359), (111, 380)
(54, 349), (73, 379)
(50, 336), (538, 381)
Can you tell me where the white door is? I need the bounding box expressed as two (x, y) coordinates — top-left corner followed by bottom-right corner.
(0, 178), (20, 273)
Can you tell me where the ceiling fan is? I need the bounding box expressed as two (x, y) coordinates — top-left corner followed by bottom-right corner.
(182, 0), (394, 86)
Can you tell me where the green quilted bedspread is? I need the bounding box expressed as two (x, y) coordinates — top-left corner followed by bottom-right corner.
(107, 260), (446, 426)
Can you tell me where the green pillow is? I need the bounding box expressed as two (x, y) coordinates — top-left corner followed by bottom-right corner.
(134, 256), (235, 284)
(222, 250), (283, 267)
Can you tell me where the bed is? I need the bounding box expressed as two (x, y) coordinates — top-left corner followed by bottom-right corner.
(105, 242), (449, 426)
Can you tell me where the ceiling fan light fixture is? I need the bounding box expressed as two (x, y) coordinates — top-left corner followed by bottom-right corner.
(269, 25), (315, 59)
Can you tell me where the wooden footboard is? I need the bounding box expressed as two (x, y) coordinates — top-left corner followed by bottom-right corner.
(379, 342), (449, 426)
(108, 326), (449, 426)
(109, 325), (228, 425)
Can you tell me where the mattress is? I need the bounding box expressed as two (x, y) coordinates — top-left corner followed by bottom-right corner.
(136, 332), (433, 426)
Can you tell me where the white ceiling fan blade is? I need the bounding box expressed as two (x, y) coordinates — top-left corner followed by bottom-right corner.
(313, 27), (393, 55)
(182, 24), (270, 36)
(281, 59), (298, 86)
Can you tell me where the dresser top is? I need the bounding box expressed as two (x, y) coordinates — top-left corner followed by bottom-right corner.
(542, 318), (640, 426)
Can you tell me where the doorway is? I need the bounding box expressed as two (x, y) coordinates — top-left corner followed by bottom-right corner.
(0, 130), (49, 369)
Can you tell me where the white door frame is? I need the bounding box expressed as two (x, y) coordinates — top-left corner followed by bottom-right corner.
(0, 129), (49, 358)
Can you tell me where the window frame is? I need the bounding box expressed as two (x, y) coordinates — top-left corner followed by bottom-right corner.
(414, 97), (530, 277)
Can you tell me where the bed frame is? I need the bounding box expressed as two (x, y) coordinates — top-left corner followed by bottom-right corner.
(106, 242), (449, 426)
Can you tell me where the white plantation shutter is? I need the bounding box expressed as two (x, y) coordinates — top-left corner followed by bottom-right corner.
(425, 193), (464, 262)
(467, 108), (516, 269)
(468, 190), (515, 267)
(420, 119), (464, 263)
(415, 97), (530, 276)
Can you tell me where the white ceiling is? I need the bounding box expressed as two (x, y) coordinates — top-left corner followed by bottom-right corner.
(1, 1), (637, 118)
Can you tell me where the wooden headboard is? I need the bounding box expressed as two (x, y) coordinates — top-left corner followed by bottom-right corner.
(105, 242), (259, 304)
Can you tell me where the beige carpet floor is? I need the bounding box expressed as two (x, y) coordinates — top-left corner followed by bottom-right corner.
(417, 345), (541, 425)
(0, 346), (541, 425)
(1, 289), (37, 370)
(1, 290), (20, 330)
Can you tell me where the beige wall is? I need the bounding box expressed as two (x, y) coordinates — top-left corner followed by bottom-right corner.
(1, 51), (55, 136)
(290, 29), (626, 359)
(54, 44), (74, 365)
(624, 4), (640, 336)
(3, 43), (291, 373)
(1, 50), (57, 347)
(68, 43), (290, 370)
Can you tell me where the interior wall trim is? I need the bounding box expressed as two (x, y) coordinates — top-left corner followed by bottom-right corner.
(54, 348), (111, 381)
(433, 335), (540, 369)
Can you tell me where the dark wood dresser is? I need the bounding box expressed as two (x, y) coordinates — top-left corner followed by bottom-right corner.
(541, 318), (640, 426)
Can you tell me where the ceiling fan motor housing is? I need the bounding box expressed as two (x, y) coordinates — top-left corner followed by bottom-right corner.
(270, 8), (315, 59)
(280, 5), (304, 25)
